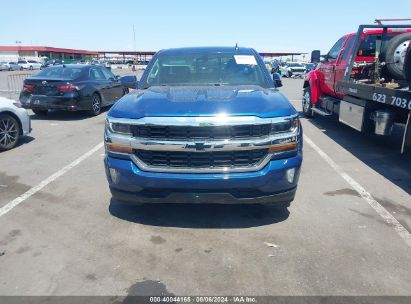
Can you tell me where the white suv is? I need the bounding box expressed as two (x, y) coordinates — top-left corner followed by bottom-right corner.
(17, 60), (42, 70)
(281, 62), (306, 78)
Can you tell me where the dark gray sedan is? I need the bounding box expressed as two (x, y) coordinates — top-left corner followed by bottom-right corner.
(19, 64), (130, 116)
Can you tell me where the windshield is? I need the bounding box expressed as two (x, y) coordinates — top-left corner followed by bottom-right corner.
(34, 66), (84, 79)
(141, 52), (268, 88)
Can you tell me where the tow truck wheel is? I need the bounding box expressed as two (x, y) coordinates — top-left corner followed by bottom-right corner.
(404, 44), (411, 87)
(302, 87), (314, 117)
(383, 32), (411, 80)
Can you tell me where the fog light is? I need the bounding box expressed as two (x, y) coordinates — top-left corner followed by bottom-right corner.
(109, 168), (120, 184)
(286, 168), (296, 183)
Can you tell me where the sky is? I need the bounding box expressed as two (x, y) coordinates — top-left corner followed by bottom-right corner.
(1, 0), (411, 56)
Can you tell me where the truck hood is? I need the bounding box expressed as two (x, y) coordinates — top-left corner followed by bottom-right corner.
(109, 85), (295, 119)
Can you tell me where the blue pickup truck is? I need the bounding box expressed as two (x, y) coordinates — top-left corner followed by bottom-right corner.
(104, 47), (302, 208)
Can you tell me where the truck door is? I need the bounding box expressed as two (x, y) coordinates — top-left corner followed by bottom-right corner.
(318, 36), (346, 97)
(334, 35), (356, 99)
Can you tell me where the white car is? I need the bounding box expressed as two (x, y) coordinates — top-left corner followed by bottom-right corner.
(0, 62), (23, 71)
(0, 62), (8, 71)
(281, 62), (306, 78)
(17, 60), (42, 70)
(0, 97), (31, 151)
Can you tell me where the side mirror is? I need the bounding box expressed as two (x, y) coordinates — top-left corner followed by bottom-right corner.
(320, 54), (329, 63)
(272, 72), (282, 87)
(115, 75), (121, 79)
(120, 75), (138, 89)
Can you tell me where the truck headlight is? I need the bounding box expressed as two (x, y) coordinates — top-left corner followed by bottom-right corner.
(270, 116), (299, 134)
(106, 119), (132, 135)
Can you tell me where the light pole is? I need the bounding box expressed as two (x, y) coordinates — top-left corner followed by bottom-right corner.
(133, 25), (136, 52)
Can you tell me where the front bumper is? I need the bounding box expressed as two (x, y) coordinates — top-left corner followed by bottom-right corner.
(105, 152), (302, 205)
(15, 108), (31, 135)
(110, 186), (297, 205)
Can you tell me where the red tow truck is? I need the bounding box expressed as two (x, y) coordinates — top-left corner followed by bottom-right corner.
(303, 20), (411, 153)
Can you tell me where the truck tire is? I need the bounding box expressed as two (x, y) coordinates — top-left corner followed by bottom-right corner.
(302, 87), (314, 117)
(382, 33), (411, 80)
(404, 44), (411, 88)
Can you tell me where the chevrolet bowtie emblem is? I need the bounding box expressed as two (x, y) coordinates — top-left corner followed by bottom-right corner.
(185, 142), (211, 151)
(195, 142), (206, 151)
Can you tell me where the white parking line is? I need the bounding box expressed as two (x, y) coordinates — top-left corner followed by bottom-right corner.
(0, 142), (104, 217)
(304, 135), (411, 247)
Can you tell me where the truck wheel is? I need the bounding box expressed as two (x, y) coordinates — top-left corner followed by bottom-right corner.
(0, 114), (20, 151)
(302, 87), (314, 117)
(404, 44), (411, 87)
(382, 33), (411, 80)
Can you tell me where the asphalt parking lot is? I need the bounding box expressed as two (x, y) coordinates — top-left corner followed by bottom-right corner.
(0, 77), (410, 296)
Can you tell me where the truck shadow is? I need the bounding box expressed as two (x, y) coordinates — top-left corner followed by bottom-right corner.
(109, 199), (289, 229)
(302, 113), (411, 195)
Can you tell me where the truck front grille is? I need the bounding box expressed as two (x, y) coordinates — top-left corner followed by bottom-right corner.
(135, 149), (268, 169)
(131, 124), (271, 140)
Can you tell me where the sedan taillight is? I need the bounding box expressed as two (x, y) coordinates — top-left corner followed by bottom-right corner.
(57, 83), (79, 91)
(23, 84), (34, 92)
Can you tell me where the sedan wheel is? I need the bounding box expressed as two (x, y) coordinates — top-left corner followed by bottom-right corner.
(88, 94), (102, 116)
(0, 114), (20, 151)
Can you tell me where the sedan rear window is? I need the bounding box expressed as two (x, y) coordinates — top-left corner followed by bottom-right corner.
(35, 66), (84, 79)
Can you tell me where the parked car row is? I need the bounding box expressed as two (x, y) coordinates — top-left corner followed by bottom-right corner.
(0, 60), (43, 71)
